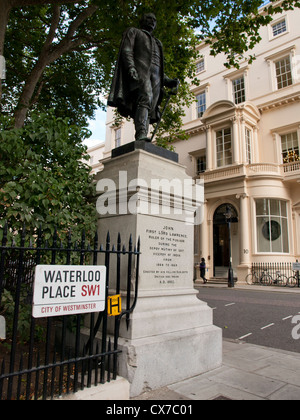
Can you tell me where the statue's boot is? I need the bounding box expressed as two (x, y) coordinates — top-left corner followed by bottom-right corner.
(134, 106), (151, 142)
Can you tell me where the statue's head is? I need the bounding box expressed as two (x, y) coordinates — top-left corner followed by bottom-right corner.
(140, 13), (157, 33)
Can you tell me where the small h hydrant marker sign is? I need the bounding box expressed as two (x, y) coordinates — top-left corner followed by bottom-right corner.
(107, 295), (122, 317)
(32, 265), (106, 318)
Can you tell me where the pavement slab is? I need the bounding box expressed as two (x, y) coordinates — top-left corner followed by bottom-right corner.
(132, 340), (300, 400)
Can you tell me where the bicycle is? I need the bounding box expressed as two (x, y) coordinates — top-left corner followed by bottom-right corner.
(271, 271), (288, 287)
(287, 272), (299, 288)
(246, 269), (272, 286)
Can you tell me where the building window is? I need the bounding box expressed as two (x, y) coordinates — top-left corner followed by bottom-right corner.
(281, 132), (299, 163)
(272, 19), (287, 37)
(196, 92), (206, 119)
(216, 128), (232, 168)
(115, 127), (121, 148)
(197, 155), (206, 174)
(275, 56), (293, 89)
(232, 76), (246, 104)
(245, 129), (252, 164)
(256, 199), (289, 253)
(196, 58), (205, 74)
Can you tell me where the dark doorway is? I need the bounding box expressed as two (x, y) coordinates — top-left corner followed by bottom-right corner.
(213, 204), (238, 277)
(213, 224), (230, 268)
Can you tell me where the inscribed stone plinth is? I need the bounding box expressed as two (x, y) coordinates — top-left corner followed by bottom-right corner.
(95, 147), (222, 397)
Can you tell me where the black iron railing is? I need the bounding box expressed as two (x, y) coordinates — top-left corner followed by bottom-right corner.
(248, 262), (298, 287)
(0, 224), (140, 400)
(252, 262), (294, 279)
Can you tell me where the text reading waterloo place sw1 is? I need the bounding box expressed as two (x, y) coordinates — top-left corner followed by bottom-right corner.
(32, 265), (106, 318)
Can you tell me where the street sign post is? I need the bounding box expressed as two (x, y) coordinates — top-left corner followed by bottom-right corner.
(0, 316), (6, 340)
(32, 265), (107, 318)
(292, 263), (300, 272)
(0, 56), (6, 80)
(293, 262), (300, 288)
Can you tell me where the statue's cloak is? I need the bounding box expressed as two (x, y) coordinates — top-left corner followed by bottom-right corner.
(108, 27), (165, 124)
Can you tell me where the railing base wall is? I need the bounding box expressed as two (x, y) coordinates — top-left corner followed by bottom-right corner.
(53, 376), (130, 401)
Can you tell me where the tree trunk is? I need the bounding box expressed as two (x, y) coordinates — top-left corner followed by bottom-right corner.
(13, 58), (47, 128)
(13, 3), (98, 128)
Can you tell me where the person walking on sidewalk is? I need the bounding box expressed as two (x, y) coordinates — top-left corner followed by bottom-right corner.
(200, 258), (207, 284)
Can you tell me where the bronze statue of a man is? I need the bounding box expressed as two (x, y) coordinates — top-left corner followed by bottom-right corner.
(108, 13), (179, 142)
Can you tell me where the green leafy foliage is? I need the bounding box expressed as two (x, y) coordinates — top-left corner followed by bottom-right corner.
(1, 0), (300, 142)
(0, 112), (96, 241)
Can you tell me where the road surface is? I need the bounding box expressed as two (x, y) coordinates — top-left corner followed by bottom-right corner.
(197, 287), (300, 353)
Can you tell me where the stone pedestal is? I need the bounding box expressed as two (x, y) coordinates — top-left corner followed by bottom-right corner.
(95, 143), (222, 397)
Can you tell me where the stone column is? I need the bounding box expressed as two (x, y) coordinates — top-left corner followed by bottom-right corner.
(232, 117), (240, 165)
(240, 117), (247, 164)
(293, 207), (300, 257)
(237, 193), (251, 283)
(199, 201), (208, 261)
(239, 194), (251, 265)
(206, 125), (213, 170)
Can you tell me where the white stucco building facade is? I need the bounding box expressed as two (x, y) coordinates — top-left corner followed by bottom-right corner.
(87, 142), (105, 175)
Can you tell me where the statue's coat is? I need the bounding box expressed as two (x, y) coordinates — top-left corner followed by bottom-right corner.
(108, 27), (166, 124)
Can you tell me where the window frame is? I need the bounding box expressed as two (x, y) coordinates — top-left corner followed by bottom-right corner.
(215, 127), (233, 168)
(275, 55), (293, 90)
(269, 15), (289, 41)
(280, 131), (300, 164)
(114, 127), (122, 148)
(265, 47), (296, 92)
(272, 18), (287, 37)
(232, 75), (246, 105)
(196, 58), (205, 74)
(255, 198), (290, 254)
(223, 67), (249, 104)
(196, 154), (207, 175)
(245, 128), (253, 164)
(196, 91), (207, 119)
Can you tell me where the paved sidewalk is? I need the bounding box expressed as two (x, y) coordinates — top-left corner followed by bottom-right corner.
(133, 340), (300, 400)
(195, 282), (300, 294)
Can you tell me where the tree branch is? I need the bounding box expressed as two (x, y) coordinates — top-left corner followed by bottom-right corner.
(46, 4), (98, 59)
(44, 4), (61, 49)
(65, 4), (98, 40)
(13, 2), (99, 127)
(11, 0), (84, 6)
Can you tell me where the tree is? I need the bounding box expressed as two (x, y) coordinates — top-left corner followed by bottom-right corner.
(0, 111), (96, 240)
(0, 0), (81, 108)
(1, 0), (299, 235)
(198, 0), (300, 68)
(1, 0), (300, 130)
(1, 1), (102, 127)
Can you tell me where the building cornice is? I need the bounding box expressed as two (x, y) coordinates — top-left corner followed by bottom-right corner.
(185, 123), (206, 136)
(259, 91), (300, 113)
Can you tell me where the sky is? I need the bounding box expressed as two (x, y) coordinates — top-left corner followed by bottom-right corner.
(84, 107), (107, 148)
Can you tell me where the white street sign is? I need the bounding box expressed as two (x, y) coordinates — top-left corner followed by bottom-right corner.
(293, 263), (300, 272)
(32, 265), (106, 318)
